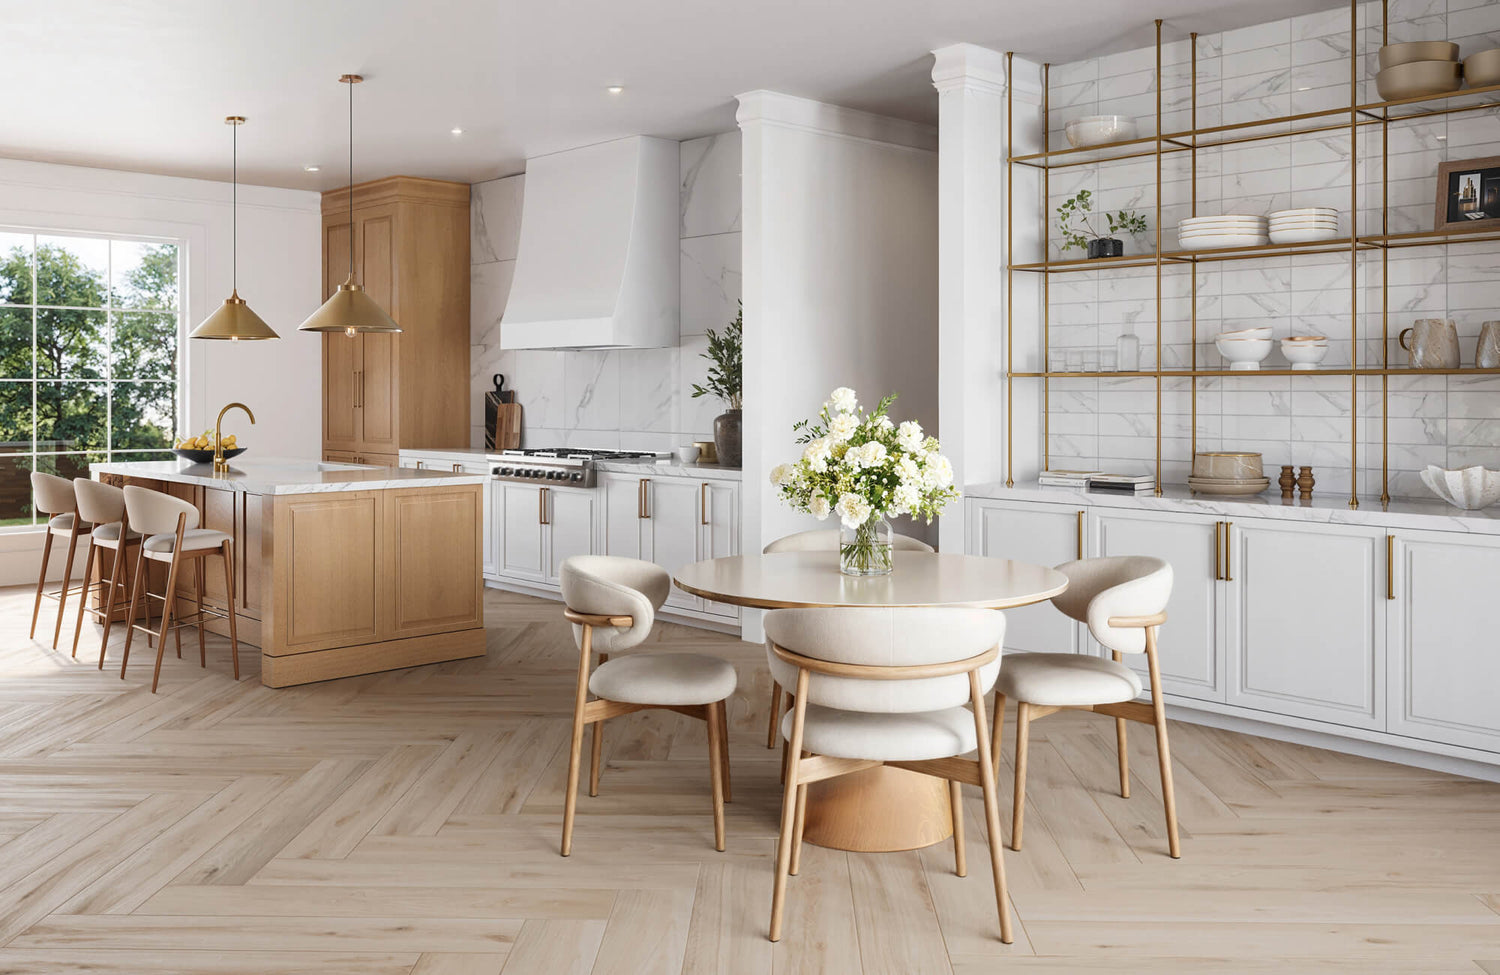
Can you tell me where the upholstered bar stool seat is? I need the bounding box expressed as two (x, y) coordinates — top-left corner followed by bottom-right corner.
(69, 478), (142, 664)
(781, 703), (977, 761)
(996, 652), (1143, 706)
(29, 472), (90, 650)
(589, 653), (737, 706)
(90, 522), (140, 544)
(142, 529), (232, 559)
(47, 513), (77, 533)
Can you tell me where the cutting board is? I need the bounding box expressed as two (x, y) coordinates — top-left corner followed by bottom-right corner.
(487, 401), (522, 451)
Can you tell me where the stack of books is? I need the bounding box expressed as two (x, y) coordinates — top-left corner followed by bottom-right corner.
(1038, 470), (1156, 494)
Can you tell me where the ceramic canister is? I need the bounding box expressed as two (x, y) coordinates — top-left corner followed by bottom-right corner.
(1478, 322), (1500, 370)
(1398, 318), (1460, 369)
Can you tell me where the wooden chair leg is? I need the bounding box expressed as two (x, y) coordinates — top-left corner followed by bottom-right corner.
(950, 779), (967, 877)
(765, 681), (781, 748)
(970, 671), (1013, 944)
(789, 777), (807, 876)
(194, 558), (206, 668)
(1011, 701), (1031, 852)
(991, 692), (1006, 780)
(588, 720), (604, 798)
(221, 541), (240, 680)
(1145, 629), (1181, 858)
(717, 700), (732, 804)
(769, 670), (808, 943)
(1112, 651), (1130, 797)
(778, 691), (793, 783)
(71, 537), (97, 658)
(30, 530), (54, 639)
(120, 545), (148, 680)
(151, 552), (184, 694)
(99, 540), (128, 669)
(705, 697), (727, 853)
(560, 625), (592, 857)
(52, 526), (82, 650)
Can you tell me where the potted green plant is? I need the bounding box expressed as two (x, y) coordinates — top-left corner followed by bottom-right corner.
(691, 302), (743, 468)
(1057, 189), (1148, 259)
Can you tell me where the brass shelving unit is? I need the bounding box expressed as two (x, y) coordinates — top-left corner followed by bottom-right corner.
(1002, 0), (1500, 507)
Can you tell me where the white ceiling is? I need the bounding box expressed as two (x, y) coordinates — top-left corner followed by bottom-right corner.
(6, 0), (1343, 192)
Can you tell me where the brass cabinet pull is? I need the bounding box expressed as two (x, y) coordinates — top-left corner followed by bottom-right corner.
(1076, 510), (1085, 560)
(452, 463), (462, 473)
(539, 486), (549, 525)
(1387, 534), (1395, 600)
(640, 479), (651, 519)
(415, 460), (424, 470)
(702, 483), (710, 526)
(1224, 522), (1233, 582)
(355, 370), (363, 408)
(1213, 521), (1222, 581)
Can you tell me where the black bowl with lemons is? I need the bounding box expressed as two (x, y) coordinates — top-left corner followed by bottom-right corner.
(172, 431), (246, 465)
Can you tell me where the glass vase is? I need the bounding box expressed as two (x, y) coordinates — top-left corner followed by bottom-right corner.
(840, 515), (894, 577)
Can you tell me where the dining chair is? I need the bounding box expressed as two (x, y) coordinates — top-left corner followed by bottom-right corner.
(764, 606), (1012, 944)
(69, 478), (141, 664)
(558, 555), (738, 856)
(993, 555), (1179, 858)
(120, 485), (241, 693)
(760, 528), (934, 749)
(28, 472), (91, 650)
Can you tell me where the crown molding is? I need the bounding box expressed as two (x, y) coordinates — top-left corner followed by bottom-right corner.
(735, 90), (937, 152)
(930, 45), (1044, 103)
(321, 175), (470, 214)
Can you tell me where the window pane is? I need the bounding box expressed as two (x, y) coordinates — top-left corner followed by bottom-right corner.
(111, 449), (173, 463)
(36, 451), (99, 482)
(0, 454), (34, 527)
(35, 381), (105, 452)
(111, 311), (177, 379)
(113, 241), (177, 310)
(0, 382), (32, 451)
(110, 381), (175, 451)
(0, 308), (32, 378)
(0, 233), (33, 305)
(36, 308), (107, 379)
(34, 236), (108, 308)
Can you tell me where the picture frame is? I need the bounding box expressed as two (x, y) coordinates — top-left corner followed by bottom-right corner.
(1434, 155), (1500, 233)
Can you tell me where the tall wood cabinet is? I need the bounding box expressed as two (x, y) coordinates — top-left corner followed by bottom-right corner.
(320, 177), (470, 465)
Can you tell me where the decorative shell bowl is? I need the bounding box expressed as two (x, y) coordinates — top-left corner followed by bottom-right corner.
(1420, 465), (1500, 510)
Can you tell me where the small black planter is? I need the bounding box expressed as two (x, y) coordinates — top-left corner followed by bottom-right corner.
(1088, 238), (1124, 259)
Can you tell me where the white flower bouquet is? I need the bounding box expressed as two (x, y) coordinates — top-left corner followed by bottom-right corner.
(770, 387), (959, 575)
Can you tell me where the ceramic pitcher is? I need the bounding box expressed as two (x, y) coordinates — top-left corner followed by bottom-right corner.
(1398, 318), (1459, 369)
(1478, 321), (1500, 370)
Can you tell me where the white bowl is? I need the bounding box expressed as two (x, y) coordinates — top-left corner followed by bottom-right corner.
(1065, 115), (1139, 148)
(1219, 326), (1274, 339)
(1268, 218), (1340, 228)
(1268, 207), (1339, 220)
(1179, 233), (1271, 250)
(1179, 225), (1270, 235)
(675, 444), (701, 464)
(1421, 465), (1500, 510)
(1181, 215), (1266, 227)
(1215, 336), (1274, 370)
(1281, 338), (1330, 369)
(1270, 227), (1343, 244)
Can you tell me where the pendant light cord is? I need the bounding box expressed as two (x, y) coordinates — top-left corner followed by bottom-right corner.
(232, 120), (238, 293)
(348, 76), (355, 284)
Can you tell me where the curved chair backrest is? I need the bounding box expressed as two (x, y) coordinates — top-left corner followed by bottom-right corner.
(559, 554), (672, 652)
(1050, 556), (1172, 654)
(762, 528), (934, 554)
(74, 478), (125, 527)
(123, 485), (199, 538)
(764, 607), (1005, 714)
(30, 472), (75, 516)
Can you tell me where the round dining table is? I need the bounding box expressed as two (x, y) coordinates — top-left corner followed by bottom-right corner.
(674, 550), (1068, 853)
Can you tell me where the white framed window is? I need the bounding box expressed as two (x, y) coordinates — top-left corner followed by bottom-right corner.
(0, 228), (186, 530)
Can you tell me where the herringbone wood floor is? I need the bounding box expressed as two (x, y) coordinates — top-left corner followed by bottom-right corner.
(1, 584), (1499, 974)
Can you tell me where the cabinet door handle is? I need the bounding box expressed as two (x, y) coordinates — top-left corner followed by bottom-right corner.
(354, 370), (362, 408)
(452, 463), (462, 473)
(640, 479), (651, 519)
(539, 486), (548, 525)
(1224, 522), (1233, 582)
(1213, 522), (1222, 581)
(415, 460), (424, 470)
(1387, 534), (1395, 600)
(702, 483), (710, 526)
(1076, 510), (1085, 560)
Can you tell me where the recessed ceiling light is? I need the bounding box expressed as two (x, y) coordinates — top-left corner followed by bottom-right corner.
(451, 127), (464, 136)
(303, 165), (320, 172)
(607, 85), (624, 94)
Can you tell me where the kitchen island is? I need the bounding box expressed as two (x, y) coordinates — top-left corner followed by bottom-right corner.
(92, 458), (486, 687)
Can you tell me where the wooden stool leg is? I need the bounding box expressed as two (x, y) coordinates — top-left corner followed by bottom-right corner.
(1146, 629), (1181, 859)
(120, 546), (148, 680)
(151, 551), (184, 693)
(765, 681), (781, 749)
(717, 700), (732, 804)
(1011, 702), (1031, 852)
(194, 558), (206, 667)
(52, 526), (82, 649)
(991, 692), (1006, 780)
(99, 540), (128, 669)
(950, 779), (967, 877)
(705, 699), (726, 853)
(560, 625), (592, 857)
(30, 530), (54, 639)
(71, 537), (97, 658)
(221, 541), (239, 680)
(970, 671), (1014, 945)
(769, 670), (808, 943)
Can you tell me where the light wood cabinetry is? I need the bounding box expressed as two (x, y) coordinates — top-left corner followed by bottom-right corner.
(320, 177), (470, 464)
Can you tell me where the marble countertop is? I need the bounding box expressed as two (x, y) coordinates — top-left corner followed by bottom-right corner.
(594, 458), (743, 481)
(964, 480), (1500, 535)
(397, 447), (495, 460)
(94, 458), (486, 496)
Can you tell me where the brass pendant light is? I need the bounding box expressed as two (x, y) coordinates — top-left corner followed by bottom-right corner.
(298, 74), (401, 336)
(190, 116), (279, 341)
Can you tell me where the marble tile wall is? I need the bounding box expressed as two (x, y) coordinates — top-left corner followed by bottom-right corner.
(468, 131), (743, 451)
(1036, 0), (1500, 500)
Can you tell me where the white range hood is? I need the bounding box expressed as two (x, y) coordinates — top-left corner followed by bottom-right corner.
(501, 136), (679, 350)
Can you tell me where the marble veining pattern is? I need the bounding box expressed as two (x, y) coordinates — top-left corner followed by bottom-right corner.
(93, 459), (485, 496)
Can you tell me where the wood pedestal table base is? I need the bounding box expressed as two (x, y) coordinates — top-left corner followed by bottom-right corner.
(675, 549), (1068, 854)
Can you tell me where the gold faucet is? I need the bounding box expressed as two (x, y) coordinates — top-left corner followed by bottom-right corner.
(213, 402), (255, 473)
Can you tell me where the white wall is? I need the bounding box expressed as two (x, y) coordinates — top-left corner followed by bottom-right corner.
(738, 91), (940, 588)
(468, 132), (743, 451)
(0, 157), (321, 585)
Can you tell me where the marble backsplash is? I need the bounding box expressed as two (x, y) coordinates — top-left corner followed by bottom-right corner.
(1030, 0), (1500, 500)
(467, 131), (743, 452)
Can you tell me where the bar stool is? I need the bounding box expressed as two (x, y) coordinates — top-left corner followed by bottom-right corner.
(28, 472), (92, 650)
(120, 485), (240, 693)
(69, 478), (141, 665)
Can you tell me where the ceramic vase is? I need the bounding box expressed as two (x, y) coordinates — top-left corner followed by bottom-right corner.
(713, 409), (742, 468)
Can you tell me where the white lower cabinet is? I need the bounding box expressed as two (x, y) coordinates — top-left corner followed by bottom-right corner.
(544, 487), (597, 586)
(498, 482), (547, 583)
(965, 498), (1083, 654)
(1387, 529), (1500, 751)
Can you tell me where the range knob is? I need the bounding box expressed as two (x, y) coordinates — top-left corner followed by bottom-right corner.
(569, 471), (584, 482)
(496, 467), (512, 476)
(550, 470), (565, 480)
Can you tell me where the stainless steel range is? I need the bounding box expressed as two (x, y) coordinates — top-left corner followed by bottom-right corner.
(491, 448), (668, 487)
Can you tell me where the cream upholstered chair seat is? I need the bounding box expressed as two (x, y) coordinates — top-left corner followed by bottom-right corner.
(780, 703), (977, 761)
(47, 513), (77, 533)
(996, 652), (1143, 706)
(89, 522), (140, 544)
(589, 653), (737, 706)
(142, 528), (232, 560)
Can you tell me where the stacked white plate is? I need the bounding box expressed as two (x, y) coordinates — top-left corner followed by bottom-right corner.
(1178, 214), (1269, 250)
(1268, 207), (1340, 244)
